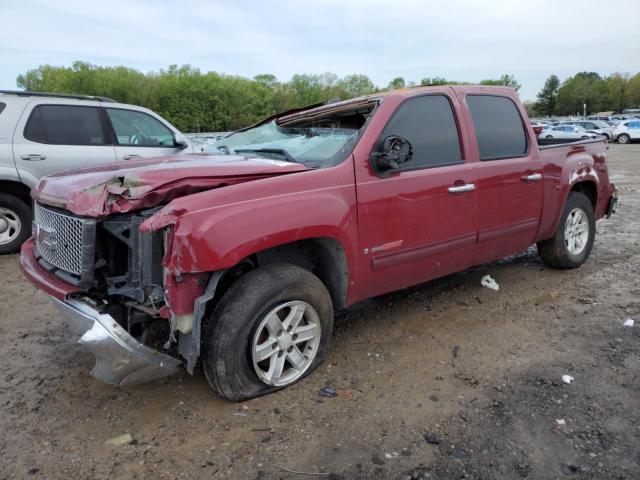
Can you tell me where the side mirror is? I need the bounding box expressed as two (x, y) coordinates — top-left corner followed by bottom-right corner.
(173, 133), (189, 149)
(370, 136), (413, 171)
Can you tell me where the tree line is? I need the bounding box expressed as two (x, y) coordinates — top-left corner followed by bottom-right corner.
(530, 72), (640, 117)
(15, 62), (640, 131)
(15, 62), (520, 132)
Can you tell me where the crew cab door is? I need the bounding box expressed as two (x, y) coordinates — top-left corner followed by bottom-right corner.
(12, 101), (117, 180)
(353, 92), (479, 301)
(104, 108), (189, 161)
(461, 92), (543, 259)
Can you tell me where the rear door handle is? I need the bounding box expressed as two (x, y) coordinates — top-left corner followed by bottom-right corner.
(521, 173), (543, 182)
(448, 183), (476, 194)
(20, 154), (46, 161)
(122, 154), (142, 160)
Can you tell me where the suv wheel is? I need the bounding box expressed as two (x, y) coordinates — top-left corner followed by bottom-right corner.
(0, 194), (31, 254)
(537, 192), (595, 269)
(202, 264), (334, 401)
(617, 133), (630, 144)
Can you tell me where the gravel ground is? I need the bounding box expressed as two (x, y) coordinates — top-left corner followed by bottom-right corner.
(1, 144), (638, 480)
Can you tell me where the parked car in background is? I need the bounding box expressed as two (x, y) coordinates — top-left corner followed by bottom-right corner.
(0, 90), (192, 253)
(562, 120), (615, 140)
(539, 125), (597, 141)
(20, 85), (616, 399)
(612, 119), (640, 143)
(530, 121), (546, 136)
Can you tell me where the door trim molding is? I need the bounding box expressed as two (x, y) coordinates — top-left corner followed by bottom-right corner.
(371, 232), (477, 271)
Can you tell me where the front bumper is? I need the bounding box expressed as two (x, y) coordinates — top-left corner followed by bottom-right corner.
(20, 238), (181, 386)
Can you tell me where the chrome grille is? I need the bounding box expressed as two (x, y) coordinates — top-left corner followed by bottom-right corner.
(34, 203), (94, 277)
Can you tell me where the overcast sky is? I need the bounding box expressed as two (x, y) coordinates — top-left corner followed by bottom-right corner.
(1, 0), (639, 101)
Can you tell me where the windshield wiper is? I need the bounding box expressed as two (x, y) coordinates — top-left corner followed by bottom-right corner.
(234, 148), (297, 163)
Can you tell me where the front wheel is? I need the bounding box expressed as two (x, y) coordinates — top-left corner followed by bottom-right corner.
(617, 133), (630, 144)
(537, 192), (595, 269)
(0, 193), (31, 254)
(202, 264), (334, 401)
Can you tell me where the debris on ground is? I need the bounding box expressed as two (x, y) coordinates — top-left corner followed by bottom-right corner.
(561, 375), (574, 385)
(623, 318), (634, 327)
(424, 432), (441, 445)
(385, 452), (399, 459)
(556, 419), (566, 425)
(319, 386), (338, 398)
(480, 275), (499, 291)
(105, 433), (134, 447)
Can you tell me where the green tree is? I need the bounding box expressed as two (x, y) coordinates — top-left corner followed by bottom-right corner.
(480, 74), (521, 92)
(388, 77), (406, 89)
(534, 75), (560, 116)
(555, 72), (603, 115)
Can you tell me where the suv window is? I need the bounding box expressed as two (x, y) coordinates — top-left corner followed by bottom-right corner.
(0, 102), (5, 114)
(106, 109), (174, 147)
(467, 95), (527, 160)
(24, 105), (108, 145)
(378, 95), (462, 170)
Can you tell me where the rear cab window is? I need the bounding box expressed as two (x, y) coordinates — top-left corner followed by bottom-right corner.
(0, 102), (6, 114)
(466, 95), (528, 160)
(24, 105), (108, 145)
(377, 94), (463, 171)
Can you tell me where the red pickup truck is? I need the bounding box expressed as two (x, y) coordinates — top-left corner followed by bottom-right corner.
(20, 86), (617, 400)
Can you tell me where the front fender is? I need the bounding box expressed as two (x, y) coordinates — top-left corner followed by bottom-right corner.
(168, 190), (358, 276)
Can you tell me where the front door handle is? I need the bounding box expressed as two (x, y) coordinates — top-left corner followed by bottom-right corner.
(20, 154), (47, 161)
(521, 173), (543, 182)
(122, 154), (142, 160)
(448, 183), (476, 194)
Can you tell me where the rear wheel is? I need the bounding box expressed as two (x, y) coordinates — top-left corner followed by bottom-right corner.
(537, 192), (595, 269)
(0, 193), (31, 254)
(617, 133), (630, 144)
(202, 264), (334, 401)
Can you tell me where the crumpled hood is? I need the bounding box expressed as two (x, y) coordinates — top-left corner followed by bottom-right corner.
(33, 154), (308, 217)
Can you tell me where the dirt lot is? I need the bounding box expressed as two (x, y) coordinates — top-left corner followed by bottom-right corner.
(1, 144), (638, 480)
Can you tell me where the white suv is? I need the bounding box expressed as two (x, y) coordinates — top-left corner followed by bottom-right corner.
(0, 91), (193, 253)
(612, 119), (640, 144)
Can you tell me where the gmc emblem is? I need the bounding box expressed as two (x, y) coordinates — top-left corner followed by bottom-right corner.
(35, 224), (58, 250)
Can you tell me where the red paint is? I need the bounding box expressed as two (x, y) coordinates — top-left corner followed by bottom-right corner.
(33, 154), (308, 216)
(19, 238), (82, 300)
(24, 86), (615, 312)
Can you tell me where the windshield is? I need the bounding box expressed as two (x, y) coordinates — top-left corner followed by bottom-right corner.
(205, 103), (376, 168)
(206, 121), (359, 168)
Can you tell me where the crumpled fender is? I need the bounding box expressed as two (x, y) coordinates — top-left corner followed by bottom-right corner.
(140, 160), (359, 280)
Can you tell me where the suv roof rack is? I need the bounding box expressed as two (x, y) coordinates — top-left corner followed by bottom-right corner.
(0, 90), (117, 103)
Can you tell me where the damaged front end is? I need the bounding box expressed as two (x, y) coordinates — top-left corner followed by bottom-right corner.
(22, 202), (208, 385)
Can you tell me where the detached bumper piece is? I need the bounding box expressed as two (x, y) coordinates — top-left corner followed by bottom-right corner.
(50, 297), (181, 385)
(606, 185), (618, 218)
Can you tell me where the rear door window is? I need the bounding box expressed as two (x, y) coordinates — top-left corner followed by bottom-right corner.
(24, 105), (108, 145)
(106, 109), (174, 147)
(378, 94), (462, 170)
(467, 95), (528, 160)
(0, 102), (6, 114)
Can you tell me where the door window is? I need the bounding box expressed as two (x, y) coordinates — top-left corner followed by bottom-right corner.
(467, 95), (527, 160)
(24, 105), (108, 145)
(0, 102), (5, 114)
(378, 95), (462, 170)
(106, 109), (174, 147)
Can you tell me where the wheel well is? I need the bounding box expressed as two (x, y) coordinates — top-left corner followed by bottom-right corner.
(570, 181), (597, 210)
(215, 238), (349, 311)
(0, 181), (32, 207)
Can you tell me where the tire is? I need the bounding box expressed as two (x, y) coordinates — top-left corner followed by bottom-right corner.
(537, 192), (596, 269)
(202, 264), (334, 401)
(617, 133), (630, 144)
(0, 193), (31, 254)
